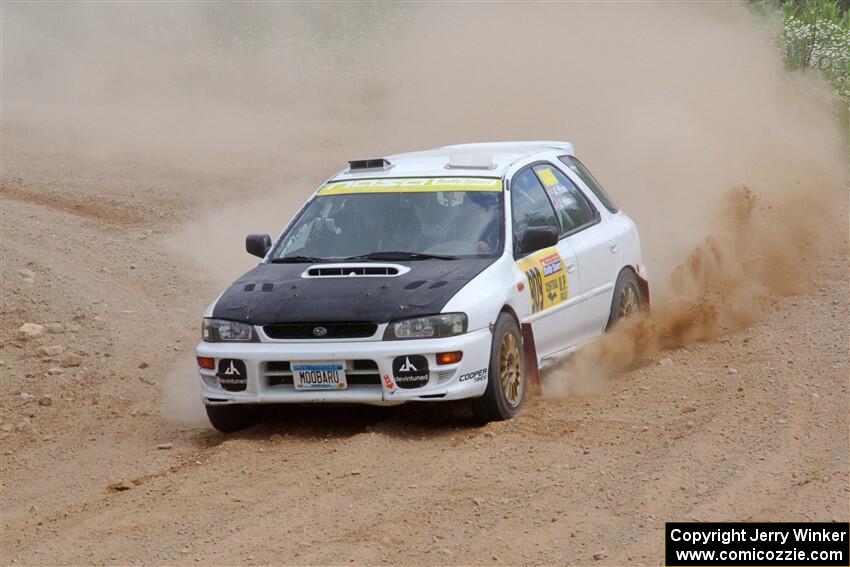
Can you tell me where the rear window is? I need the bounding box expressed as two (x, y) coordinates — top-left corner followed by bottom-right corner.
(558, 156), (619, 213)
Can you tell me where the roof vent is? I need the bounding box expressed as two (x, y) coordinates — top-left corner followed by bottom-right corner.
(348, 158), (393, 172)
(446, 153), (495, 170)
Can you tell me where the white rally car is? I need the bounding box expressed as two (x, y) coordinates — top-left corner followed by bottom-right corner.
(196, 141), (649, 431)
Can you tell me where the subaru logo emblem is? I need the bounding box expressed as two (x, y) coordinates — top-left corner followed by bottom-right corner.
(313, 326), (328, 337)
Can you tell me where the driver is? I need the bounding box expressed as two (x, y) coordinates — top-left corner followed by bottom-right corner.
(341, 195), (418, 255)
(467, 192), (500, 254)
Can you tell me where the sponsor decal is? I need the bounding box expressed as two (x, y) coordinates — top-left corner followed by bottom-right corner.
(536, 167), (579, 213)
(459, 368), (488, 383)
(216, 359), (247, 391)
(540, 253), (562, 276)
(392, 355), (429, 389)
(318, 177), (502, 196)
(535, 167), (560, 188)
(382, 374), (395, 391)
(516, 248), (570, 314)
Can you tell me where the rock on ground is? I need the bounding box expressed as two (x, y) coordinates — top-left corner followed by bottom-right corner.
(18, 323), (45, 341)
(39, 345), (65, 357)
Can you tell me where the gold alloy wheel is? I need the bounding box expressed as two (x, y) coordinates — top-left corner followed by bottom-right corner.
(619, 282), (640, 319)
(499, 332), (523, 408)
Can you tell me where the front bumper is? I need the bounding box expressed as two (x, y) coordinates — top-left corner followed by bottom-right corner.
(195, 327), (492, 405)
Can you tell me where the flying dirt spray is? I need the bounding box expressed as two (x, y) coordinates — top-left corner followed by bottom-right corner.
(3, 3), (846, 408)
(544, 184), (842, 397)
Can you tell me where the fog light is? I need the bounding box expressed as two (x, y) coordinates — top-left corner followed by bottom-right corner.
(197, 356), (215, 370)
(436, 351), (462, 365)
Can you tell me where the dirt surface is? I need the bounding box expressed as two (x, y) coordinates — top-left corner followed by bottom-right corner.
(1, 145), (848, 566)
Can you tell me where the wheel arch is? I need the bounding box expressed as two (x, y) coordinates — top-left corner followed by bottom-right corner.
(628, 264), (651, 310)
(498, 304), (521, 328)
(615, 264), (650, 308)
(605, 265), (649, 331)
(498, 304), (541, 391)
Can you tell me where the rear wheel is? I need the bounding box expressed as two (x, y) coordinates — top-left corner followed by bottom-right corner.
(606, 268), (642, 330)
(472, 313), (526, 422)
(205, 404), (255, 433)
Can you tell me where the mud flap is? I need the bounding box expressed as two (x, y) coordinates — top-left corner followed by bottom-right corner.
(521, 323), (541, 393)
(636, 273), (651, 312)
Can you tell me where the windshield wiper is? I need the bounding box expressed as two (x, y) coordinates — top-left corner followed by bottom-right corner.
(343, 251), (458, 261)
(270, 255), (330, 263)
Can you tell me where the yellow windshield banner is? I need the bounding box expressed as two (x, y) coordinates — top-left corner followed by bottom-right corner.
(318, 177), (502, 195)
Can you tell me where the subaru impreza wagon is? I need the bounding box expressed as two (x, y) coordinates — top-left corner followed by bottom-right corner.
(196, 141), (649, 431)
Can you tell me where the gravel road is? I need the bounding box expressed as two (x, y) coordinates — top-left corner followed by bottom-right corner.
(1, 143), (847, 566)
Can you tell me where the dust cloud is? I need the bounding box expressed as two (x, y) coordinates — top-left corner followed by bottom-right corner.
(544, 184), (842, 397)
(3, 3), (847, 395)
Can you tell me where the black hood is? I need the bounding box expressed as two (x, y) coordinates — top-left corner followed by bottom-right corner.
(211, 258), (496, 325)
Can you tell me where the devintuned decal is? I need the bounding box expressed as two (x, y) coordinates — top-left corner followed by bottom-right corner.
(216, 359), (247, 392)
(392, 355), (429, 389)
(516, 248), (569, 314)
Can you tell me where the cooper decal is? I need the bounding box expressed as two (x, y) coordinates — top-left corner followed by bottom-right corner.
(459, 368), (488, 383)
(392, 355), (429, 389)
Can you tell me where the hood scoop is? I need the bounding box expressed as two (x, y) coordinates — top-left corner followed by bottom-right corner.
(302, 263), (411, 278)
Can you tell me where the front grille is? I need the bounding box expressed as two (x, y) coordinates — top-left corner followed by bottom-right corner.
(438, 369), (456, 383)
(264, 360), (382, 387)
(264, 322), (378, 340)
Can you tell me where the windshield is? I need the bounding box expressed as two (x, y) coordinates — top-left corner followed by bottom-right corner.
(271, 178), (504, 261)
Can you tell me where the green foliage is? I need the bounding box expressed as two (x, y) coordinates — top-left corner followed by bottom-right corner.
(779, 0), (850, 101)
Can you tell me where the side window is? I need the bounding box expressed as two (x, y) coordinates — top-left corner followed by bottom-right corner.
(510, 168), (559, 253)
(532, 164), (597, 234)
(558, 155), (618, 213)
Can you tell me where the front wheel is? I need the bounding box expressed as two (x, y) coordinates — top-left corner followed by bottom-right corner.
(471, 313), (526, 422)
(205, 404), (255, 433)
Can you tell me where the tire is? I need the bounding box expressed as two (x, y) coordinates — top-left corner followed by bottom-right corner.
(471, 313), (526, 422)
(606, 268), (642, 330)
(205, 404), (255, 433)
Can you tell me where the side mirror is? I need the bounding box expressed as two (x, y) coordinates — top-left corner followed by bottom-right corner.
(519, 226), (558, 255)
(246, 234), (272, 258)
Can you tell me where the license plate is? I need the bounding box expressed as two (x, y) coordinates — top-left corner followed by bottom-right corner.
(291, 362), (347, 390)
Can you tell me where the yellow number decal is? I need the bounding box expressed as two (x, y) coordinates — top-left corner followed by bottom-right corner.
(517, 248), (570, 314)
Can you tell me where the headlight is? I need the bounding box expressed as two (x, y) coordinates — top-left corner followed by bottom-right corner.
(384, 313), (467, 340)
(202, 318), (257, 342)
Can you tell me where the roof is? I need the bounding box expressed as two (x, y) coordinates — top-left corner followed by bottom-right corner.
(329, 140), (575, 182)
